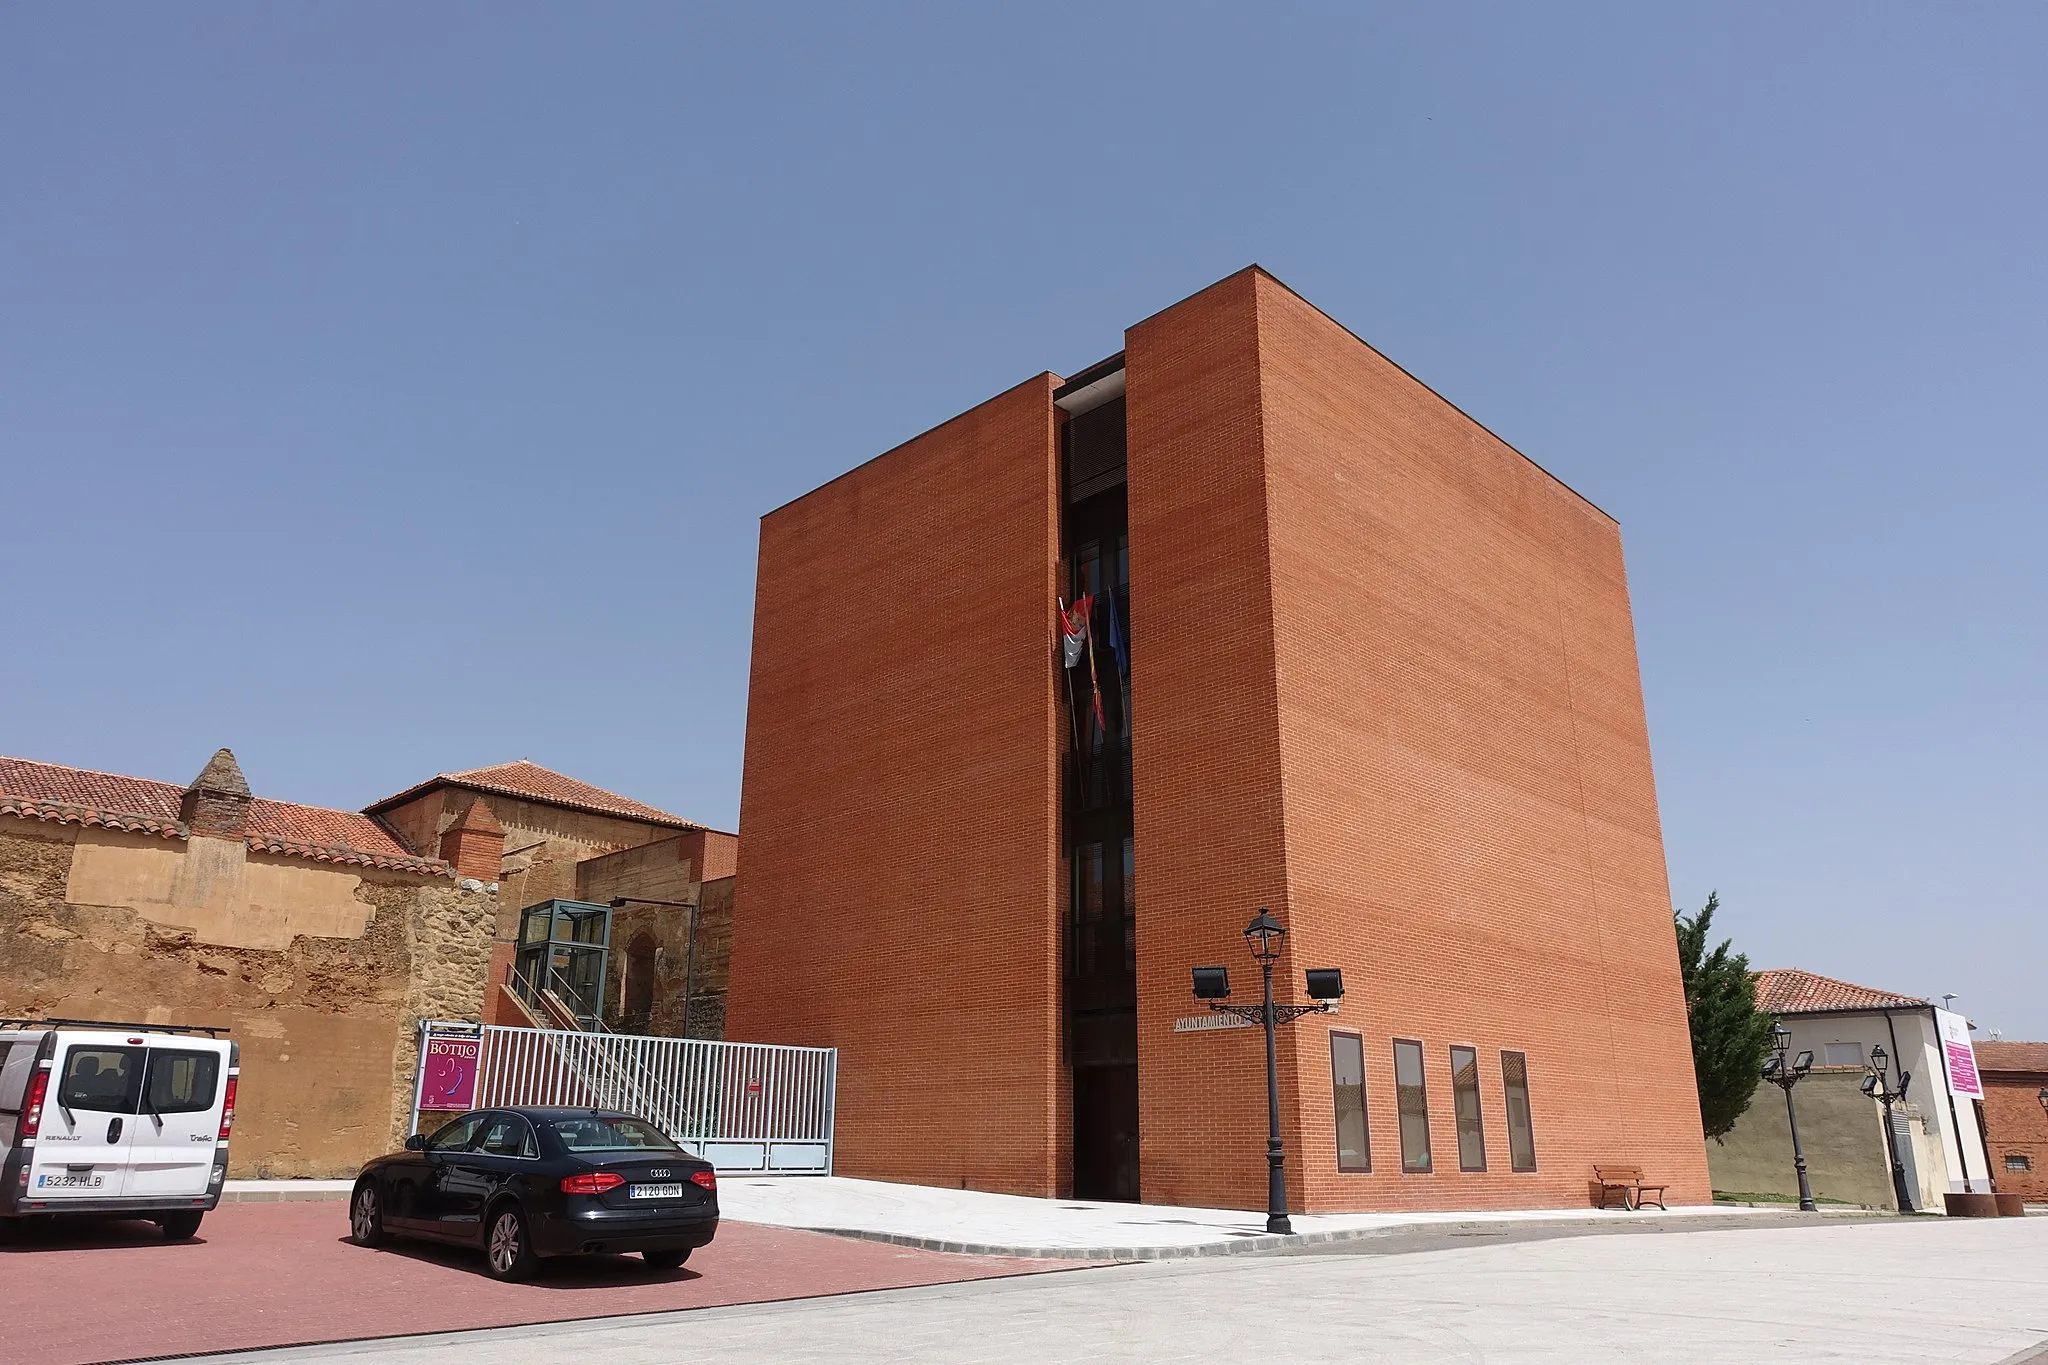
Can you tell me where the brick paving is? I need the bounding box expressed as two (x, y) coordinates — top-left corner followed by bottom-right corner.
(0, 1203), (1092, 1365)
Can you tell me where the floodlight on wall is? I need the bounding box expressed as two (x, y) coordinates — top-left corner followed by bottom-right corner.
(1304, 969), (1345, 1000)
(1191, 966), (1231, 1000)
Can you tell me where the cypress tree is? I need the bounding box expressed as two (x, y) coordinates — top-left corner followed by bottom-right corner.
(1675, 892), (1776, 1140)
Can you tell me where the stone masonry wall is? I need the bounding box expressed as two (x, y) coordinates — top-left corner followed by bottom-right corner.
(0, 818), (494, 1176)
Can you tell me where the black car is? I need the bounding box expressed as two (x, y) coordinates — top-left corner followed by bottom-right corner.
(349, 1108), (718, 1280)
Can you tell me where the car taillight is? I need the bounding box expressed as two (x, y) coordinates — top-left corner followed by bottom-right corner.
(560, 1171), (626, 1195)
(217, 1076), (238, 1139)
(689, 1169), (716, 1191)
(21, 1070), (48, 1139)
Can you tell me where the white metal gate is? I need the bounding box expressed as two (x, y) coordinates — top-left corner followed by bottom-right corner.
(417, 1023), (836, 1175)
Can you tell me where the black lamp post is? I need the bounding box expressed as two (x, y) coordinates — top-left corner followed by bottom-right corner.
(1860, 1043), (1914, 1212)
(1762, 1021), (1817, 1211)
(1190, 908), (1344, 1235)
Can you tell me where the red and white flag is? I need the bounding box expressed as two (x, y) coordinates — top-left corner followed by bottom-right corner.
(1059, 595), (1093, 668)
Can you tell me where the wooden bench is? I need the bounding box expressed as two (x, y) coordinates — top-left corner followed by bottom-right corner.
(1593, 1165), (1669, 1211)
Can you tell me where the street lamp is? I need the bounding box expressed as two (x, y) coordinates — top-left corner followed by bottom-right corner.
(1189, 908), (1344, 1235)
(1762, 1021), (1817, 1212)
(1861, 1044), (1914, 1211)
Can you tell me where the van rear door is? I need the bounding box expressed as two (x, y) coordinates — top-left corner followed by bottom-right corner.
(28, 1037), (143, 1200)
(127, 1041), (232, 1198)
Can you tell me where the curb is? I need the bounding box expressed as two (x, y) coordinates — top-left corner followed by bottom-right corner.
(791, 1209), (1846, 1262)
(220, 1186), (354, 1204)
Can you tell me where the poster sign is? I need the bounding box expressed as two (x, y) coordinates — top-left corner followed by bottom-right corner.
(1935, 1009), (1982, 1100)
(421, 1031), (480, 1110)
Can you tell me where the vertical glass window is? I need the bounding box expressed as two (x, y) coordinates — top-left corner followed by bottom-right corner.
(1502, 1050), (1538, 1172)
(1330, 1033), (1370, 1172)
(1072, 843), (1103, 974)
(1450, 1046), (1486, 1172)
(1115, 534), (1129, 589)
(1073, 541), (1101, 599)
(1121, 837), (1136, 972)
(1394, 1039), (1431, 1173)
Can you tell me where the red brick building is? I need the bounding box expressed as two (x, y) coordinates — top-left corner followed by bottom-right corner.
(1977, 1042), (2048, 1204)
(728, 267), (1710, 1212)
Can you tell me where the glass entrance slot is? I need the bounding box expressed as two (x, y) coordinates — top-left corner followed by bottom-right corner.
(1055, 359), (1137, 1201)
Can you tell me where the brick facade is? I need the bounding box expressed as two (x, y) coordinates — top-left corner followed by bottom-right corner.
(729, 268), (1709, 1210)
(728, 375), (1066, 1195)
(1977, 1043), (2048, 1203)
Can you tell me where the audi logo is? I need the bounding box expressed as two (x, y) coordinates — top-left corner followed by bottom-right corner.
(650, 1169), (670, 1178)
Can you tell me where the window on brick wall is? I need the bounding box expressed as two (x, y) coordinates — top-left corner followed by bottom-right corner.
(1394, 1039), (1431, 1173)
(1450, 1045), (1486, 1172)
(1072, 843), (1103, 975)
(1330, 1032), (1370, 1172)
(2008, 1154), (2032, 1172)
(1121, 836), (1135, 972)
(1502, 1050), (1538, 1172)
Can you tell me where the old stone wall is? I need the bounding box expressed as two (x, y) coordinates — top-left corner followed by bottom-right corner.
(574, 835), (731, 1041)
(0, 818), (494, 1176)
(1706, 1069), (1899, 1208)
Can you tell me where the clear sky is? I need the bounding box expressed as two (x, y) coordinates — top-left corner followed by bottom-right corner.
(4, 6), (2042, 1038)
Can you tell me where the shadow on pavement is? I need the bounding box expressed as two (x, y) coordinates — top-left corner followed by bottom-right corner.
(0, 1216), (205, 1252)
(333, 1235), (702, 1289)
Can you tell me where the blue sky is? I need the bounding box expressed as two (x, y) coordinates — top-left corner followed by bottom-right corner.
(4, 5), (2041, 1038)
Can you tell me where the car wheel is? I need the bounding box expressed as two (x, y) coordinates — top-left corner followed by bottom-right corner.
(350, 1182), (387, 1247)
(484, 1204), (537, 1282)
(158, 1211), (204, 1241)
(643, 1248), (690, 1270)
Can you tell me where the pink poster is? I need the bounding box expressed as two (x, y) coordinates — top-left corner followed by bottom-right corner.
(421, 1033), (479, 1110)
(1936, 1008), (1983, 1099)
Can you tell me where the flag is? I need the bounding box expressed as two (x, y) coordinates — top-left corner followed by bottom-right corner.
(1059, 594), (1093, 668)
(1104, 585), (1128, 681)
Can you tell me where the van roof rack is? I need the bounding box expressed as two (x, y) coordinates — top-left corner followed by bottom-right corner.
(0, 1017), (231, 1038)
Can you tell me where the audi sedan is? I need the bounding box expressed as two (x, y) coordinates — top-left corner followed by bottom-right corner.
(349, 1108), (718, 1280)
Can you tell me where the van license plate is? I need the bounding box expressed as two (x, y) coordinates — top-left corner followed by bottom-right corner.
(629, 1183), (683, 1200)
(38, 1173), (104, 1189)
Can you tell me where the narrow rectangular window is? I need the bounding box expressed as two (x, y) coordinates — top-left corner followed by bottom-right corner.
(1502, 1050), (1538, 1172)
(1450, 1046), (1486, 1172)
(1394, 1039), (1431, 1173)
(1330, 1033), (1369, 1172)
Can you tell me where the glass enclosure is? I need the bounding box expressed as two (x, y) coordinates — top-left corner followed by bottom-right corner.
(513, 899), (613, 1026)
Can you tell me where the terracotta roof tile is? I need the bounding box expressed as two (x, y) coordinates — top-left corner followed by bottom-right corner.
(366, 760), (701, 830)
(0, 755), (450, 876)
(1974, 1041), (2048, 1075)
(1754, 968), (1927, 1016)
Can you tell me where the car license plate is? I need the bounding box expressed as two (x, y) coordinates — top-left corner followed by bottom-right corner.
(38, 1173), (104, 1189)
(629, 1183), (684, 1200)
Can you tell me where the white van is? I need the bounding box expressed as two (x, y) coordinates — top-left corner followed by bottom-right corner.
(0, 1019), (238, 1240)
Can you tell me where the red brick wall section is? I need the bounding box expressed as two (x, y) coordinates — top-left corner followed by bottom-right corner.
(1124, 270), (1305, 1210)
(1249, 270), (1710, 1211)
(728, 374), (1065, 1197)
(1981, 1073), (2048, 1202)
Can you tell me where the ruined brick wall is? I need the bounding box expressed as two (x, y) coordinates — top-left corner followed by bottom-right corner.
(0, 818), (495, 1176)
(729, 374), (1065, 1196)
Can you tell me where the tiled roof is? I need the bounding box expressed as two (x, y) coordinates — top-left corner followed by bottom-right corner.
(365, 760), (701, 830)
(1754, 968), (1927, 1016)
(1974, 1041), (2048, 1075)
(0, 756), (450, 876)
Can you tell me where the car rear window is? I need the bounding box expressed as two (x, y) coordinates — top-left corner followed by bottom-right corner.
(548, 1116), (680, 1152)
(60, 1045), (145, 1114)
(145, 1049), (220, 1115)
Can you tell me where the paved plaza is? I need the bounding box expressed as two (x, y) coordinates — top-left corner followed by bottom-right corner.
(180, 1214), (2048, 1365)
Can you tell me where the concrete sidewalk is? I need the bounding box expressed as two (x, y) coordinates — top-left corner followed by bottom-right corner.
(221, 1174), (1822, 1257)
(712, 1175), (1785, 1258)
